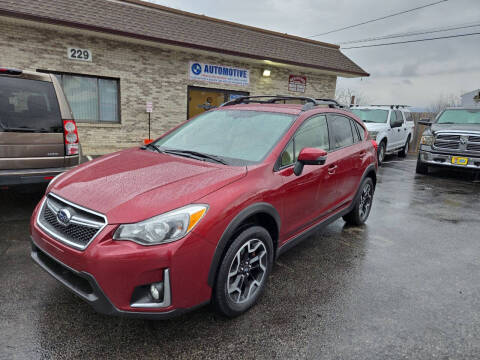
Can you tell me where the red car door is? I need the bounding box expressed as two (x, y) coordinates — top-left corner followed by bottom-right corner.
(326, 114), (359, 206)
(275, 114), (338, 240)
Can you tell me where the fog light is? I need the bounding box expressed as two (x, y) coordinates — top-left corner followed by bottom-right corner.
(150, 283), (163, 301)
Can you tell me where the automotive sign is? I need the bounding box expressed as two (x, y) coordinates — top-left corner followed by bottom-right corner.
(189, 62), (249, 86)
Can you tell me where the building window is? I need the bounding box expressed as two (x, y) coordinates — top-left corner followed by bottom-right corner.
(40, 71), (120, 123)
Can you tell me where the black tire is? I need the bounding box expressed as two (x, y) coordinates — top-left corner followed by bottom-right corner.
(416, 155), (428, 175)
(377, 141), (386, 166)
(343, 177), (374, 226)
(212, 226), (274, 318)
(398, 137), (410, 157)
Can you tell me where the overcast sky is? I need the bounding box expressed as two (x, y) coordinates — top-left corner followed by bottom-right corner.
(149, 0), (480, 107)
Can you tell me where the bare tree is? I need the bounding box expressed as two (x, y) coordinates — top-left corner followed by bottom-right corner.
(427, 94), (461, 115)
(335, 88), (370, 106)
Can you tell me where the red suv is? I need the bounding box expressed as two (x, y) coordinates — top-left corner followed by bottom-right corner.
(30, 96), (377, 318)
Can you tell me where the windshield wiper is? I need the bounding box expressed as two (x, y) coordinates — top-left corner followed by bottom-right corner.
(163, 149), (228, 165)
(141, 142), (164, 153)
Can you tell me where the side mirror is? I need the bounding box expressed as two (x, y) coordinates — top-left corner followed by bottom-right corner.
(418, 118), (432, 126)
(293, 148), (327, 176)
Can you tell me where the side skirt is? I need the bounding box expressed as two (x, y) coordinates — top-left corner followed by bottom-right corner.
(276, 202), (353, 258)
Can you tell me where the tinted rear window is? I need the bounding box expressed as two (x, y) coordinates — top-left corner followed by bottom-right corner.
(0, 77), (62, 133)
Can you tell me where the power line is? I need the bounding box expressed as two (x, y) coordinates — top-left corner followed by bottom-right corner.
(339, 22), (480, 45)
(307, 0), (449, 38)
(341, 31), (480, 49)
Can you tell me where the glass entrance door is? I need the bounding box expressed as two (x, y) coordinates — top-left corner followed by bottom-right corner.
(187, 86), (249, 119)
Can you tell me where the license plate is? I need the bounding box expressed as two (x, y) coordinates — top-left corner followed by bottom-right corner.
(451, 156), (468, 165)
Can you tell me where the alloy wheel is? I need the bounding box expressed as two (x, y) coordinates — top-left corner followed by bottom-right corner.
(359, 182), (373, 221)
(227, 239), (267, 304)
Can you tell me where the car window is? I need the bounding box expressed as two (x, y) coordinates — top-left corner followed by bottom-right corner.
(350, 119), (360, 143)
(404, 111), (413, 122)
(294, 115), (329, 160)
(279, 115), (329, 167)
(280, 139), (294, 167)
(329, 115), (354, 149)
(389, 110), (397, 126)
(355, 121), (365, 140)
(395, 110), (404, 125)
(0, 77), (62, 133)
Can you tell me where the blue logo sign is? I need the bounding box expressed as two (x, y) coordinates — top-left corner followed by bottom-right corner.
(189, 61), (249, 86)
(191, 63), (202, 75)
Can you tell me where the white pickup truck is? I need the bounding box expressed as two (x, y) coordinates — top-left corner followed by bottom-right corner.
(350, 105), (415, 165)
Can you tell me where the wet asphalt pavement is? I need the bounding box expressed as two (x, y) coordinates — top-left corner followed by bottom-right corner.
(1, 155), (480, 359)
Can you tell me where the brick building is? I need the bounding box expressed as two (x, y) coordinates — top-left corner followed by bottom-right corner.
(0, 0), (368, 155)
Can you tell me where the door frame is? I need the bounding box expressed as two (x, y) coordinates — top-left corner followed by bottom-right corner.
(186, 85), (249, 119)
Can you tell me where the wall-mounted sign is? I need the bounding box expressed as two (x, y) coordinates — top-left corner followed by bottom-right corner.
(67, 47), (92, 62)
(189, 62), (249, 86)
(146, 101), (153, 113)
(288, 75), (307, 93)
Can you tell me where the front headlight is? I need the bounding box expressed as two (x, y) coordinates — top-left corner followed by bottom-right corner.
(113, 204), (208, 245)
(420, 135), (434, 146)
(368, 131), (378, 140)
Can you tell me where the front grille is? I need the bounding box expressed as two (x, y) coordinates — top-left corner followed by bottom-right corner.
(436, 134), (461, 141)
(434, 141), (460, 150)
(469, 135), (480, 143)
(467, 143), (480, 152)
(37, 194), (107, 250)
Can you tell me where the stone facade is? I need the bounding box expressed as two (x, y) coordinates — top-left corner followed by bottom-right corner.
(0, 17), (337, 155)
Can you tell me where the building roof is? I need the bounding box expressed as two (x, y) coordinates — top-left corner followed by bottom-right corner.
(0, 0), (369, 77)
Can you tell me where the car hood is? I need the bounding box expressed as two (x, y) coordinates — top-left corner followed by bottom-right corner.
(431, 123), (480, 134)
(51, 148), (247, 223)
(364, 123), (388, 131)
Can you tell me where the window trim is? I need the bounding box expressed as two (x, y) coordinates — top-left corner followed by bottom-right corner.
(37, 69), (121, 124)
(274, 114), (330, 171)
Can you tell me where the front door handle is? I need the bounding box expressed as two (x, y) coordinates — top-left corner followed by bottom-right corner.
(328, 164), (338, 174)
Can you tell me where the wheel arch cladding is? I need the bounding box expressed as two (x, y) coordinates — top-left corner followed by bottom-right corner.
(207, 202), (280, 287)
(365, 167), (377, 188)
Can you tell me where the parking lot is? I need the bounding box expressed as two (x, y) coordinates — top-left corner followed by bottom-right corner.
(1, 155), (480, 359)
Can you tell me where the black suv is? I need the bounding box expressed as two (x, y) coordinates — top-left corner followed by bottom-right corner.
(416, 107), (480, 174)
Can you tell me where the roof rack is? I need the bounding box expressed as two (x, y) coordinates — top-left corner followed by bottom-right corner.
(220, 95), (341, 110)
(351, 104), (410, 109)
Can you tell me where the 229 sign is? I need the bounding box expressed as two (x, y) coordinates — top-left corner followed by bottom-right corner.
(67, 47), (92, 62)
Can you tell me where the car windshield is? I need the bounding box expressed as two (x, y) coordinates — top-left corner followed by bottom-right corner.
(436, 109), (480, 124)
(351, 109), (389, 123)
(154, 110), (296, 165)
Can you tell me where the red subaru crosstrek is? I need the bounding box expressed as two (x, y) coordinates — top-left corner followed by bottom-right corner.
(30, 96), (377, 318)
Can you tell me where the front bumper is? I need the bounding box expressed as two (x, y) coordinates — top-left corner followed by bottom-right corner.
(30, 239), (194, 319)
(418, 149), (480, 170)
(30, 197), (215, 318)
